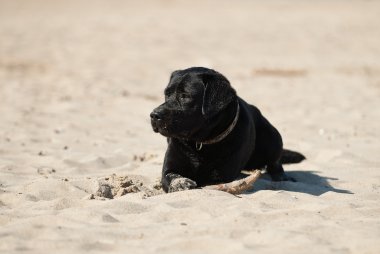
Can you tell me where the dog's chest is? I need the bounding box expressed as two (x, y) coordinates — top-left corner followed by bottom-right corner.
(188, 150), (226, 183)
(176, 140), (246, 183)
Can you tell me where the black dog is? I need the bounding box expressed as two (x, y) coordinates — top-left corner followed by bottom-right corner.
(151, 67), (305, 192)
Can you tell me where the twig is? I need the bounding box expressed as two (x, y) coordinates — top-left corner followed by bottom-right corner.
(203, 170), (261, 194)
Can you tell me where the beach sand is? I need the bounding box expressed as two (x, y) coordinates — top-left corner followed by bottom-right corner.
(1, 0), (380, 253)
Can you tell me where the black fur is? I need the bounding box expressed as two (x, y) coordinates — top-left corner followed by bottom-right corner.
(150, 67), (305, 192)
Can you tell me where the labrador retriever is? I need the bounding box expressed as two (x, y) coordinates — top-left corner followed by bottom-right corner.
(151, 67), (305, 192)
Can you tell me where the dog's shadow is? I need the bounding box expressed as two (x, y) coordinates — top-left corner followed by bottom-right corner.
(244, 170), (353, 196)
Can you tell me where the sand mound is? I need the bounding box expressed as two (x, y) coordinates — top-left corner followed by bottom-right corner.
(92, 174), (164, 199)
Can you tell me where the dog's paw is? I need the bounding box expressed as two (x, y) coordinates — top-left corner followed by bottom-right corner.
(271, 173), (296, 182)
(168, 177), (197, 192)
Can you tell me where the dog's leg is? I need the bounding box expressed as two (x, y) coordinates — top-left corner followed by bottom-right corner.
(162, 172), (197, 193)
(267, 162), (296, 182)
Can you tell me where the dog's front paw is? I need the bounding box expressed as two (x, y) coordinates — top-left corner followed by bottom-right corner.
(168, 177), (197, 192)
(271, 173), (297, 182)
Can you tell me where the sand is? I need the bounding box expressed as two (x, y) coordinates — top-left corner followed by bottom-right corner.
(1, 0), (380, 253)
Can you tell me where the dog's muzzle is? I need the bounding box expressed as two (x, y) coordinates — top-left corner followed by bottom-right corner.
(150, 110), (165, 133)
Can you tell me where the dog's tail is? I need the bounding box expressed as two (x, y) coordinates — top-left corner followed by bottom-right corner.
(280, 149), (306, 164)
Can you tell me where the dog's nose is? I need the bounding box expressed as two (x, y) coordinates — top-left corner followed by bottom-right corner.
(150, 111), (162, 120)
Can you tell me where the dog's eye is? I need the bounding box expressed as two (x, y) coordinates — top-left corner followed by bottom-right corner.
(179, 94), (191, 101)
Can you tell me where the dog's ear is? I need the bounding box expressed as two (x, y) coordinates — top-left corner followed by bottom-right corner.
(201, 72), (236, 119)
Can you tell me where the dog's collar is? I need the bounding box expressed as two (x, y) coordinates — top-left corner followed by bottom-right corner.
(196, 101), (240, 151)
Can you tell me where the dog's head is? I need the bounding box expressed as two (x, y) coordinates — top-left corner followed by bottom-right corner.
(150, 67), (236, 140)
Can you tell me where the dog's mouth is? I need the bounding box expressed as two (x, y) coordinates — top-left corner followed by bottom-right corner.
(151, 119), (170, 135)
(151, 119), (190, 139)
(152, 125), (159, 133)
(150, 109), (194, 139)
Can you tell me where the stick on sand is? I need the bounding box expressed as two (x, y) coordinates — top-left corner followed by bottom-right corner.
(203, 170), (261, 194)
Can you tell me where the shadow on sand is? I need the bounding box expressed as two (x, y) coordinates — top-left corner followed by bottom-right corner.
(244, 170), (353, 196)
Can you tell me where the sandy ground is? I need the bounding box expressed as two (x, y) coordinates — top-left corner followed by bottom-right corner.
(1, 0), (380, 253)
